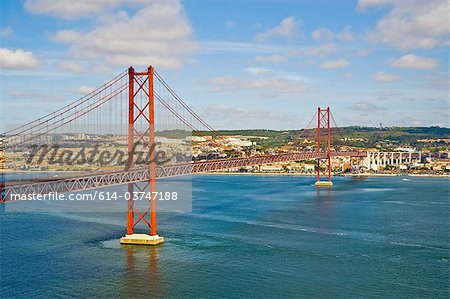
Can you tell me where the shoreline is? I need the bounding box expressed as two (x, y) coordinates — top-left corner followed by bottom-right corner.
(198, 172), (450, 178)
(342, 173), (449, 178)
(2, 170), (449, 179)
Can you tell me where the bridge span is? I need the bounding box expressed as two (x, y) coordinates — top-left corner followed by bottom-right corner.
(1, 66), (367, 245)
(2, 151), (365, 200)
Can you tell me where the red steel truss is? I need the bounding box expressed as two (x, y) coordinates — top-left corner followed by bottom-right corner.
(316, 107), (332, 183)
(2, 151), (366, 201)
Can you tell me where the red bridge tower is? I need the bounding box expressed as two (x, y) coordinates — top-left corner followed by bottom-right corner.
(315, 107), (333, 187)
(120, 66), (164, 245)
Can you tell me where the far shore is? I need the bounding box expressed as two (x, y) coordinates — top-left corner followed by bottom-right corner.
(2, 170), (449, 179)
(199, 172), (450, 178)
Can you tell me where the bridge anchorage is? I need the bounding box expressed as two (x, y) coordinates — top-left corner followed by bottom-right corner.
(0, 65), (366, 246)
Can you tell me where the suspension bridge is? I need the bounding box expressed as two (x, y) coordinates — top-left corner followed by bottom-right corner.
(0, 66), (366, 245)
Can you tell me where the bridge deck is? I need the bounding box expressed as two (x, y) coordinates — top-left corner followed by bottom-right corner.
(1, 151), (366, 200)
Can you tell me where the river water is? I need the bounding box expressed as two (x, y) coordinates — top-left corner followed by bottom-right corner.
(1, 175), (449, 298)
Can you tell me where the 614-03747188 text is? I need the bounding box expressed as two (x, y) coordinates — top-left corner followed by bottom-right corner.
(8, 191), (179, 201)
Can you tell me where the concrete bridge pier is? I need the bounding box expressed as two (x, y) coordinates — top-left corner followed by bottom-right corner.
(315, 181), (333, 187)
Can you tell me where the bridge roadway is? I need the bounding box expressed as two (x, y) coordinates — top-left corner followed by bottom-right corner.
(2, 151), (366, 201)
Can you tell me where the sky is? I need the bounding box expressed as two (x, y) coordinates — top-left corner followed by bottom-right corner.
(0, 0), (449, 130)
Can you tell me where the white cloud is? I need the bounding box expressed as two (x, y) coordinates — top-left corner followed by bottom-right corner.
(0, 48), (38, 69)
(91, 64), (112, 74)
(305, 43), (337, 56)
(337, 26), (356, 41)
(57, 60), (85, 73)
(7, 89), (63, 103)
(312, 28), (334, 42)
(24, 0), (153, 19)
(390, 54), (439, 70)
(210, 76), (308, 96)
(400, 117), (423, 126)
(200, 41), (288, 55)
(319, 59), (349, 69)
(359, 0), (450, 50)
(376, 90), (402, 100)
(254, 54), (285, 64)
(423, 73), (450, 90)
(254, 17), (297, 42)
(0, 27), (13, 37)
(206, 104), (294, 129)
(78, 85), (95, 94)
(357, 0), (392, 11)
(290, 43), (337, 57)
(403, 97), (449, 112)
(244, 67), (271, 75)
(356, 49), (372, 56)
(311, 26), (355, 42)
(342, 72), (353, 79)
(372, 71), (403, 82)
(52, 0), (197, 69)
(351, 101), (384, 112)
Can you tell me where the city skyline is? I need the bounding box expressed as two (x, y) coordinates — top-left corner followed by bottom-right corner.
(0, 0), (449, 130)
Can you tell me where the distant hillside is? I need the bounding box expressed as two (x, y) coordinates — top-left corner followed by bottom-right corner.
(329, 126), (449, 150)
(193, 127), (450, 150)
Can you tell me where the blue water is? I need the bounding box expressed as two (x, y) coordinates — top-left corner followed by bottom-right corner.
(1, 175), (449, 298)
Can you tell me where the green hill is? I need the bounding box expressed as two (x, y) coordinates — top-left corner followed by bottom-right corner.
(193, 127), (450, 151)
